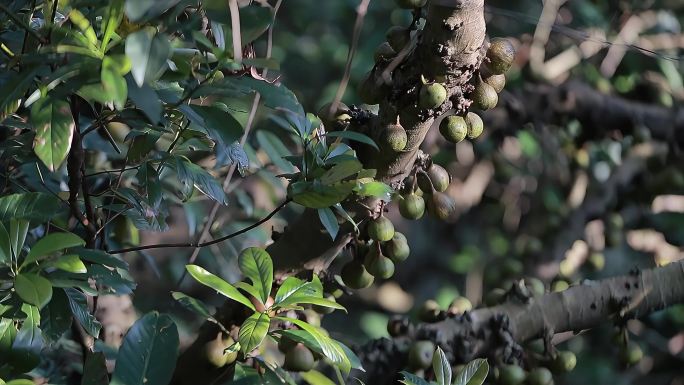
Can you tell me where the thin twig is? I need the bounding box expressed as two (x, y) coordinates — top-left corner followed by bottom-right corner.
(328, 0), (372, 117)
(107, 198), (291, 255)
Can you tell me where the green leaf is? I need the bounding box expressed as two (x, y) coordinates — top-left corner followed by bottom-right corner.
(76, 248), (128, 269)
(6, 380), (38, 385)
(256, 130), (295, 173)
(454, 358), (489, 385)
(82, 351), (109, 385)
(101, 56), (129, 110)
(318, 207), (339, 241)
(31, 97), (75, 171)
(14, 273), (52, 309)
(185, 265), (255, 311)
(49, 254), (88, 273)
(171, 292), (226, 331)
(125, 0), (181, 22)
(320, 159), (363, 185)
(433, 347), (452, 385)
(399, 371), (431, 385)
(289, 181), (355, 209)
(238, 312), (270, 354)
(23, 232), (85, 268)
(111, 312), (179, 385)
(171, 156), (228, 205)
(0, 193), (61, 223)
(354, 181), (393, 201)
(0, 222), (10, 266)
(205, 3), (274, 45)
(40, 289), (72, 342)
(325, 131), (378, 151)
(300, 370), (336, 385)
(277, 317), (350, 374)
(101, 0), (125, 52)
(126, 75), (162, 124)
(238, 247), (273, 305)
(275, 277), (319, 305)
(125, 27), (171, 87)
(69, 9), (98, 49)
(64, 288), (101, 337)
(0, 67), (39, 122)
(9, 219), (29, 262)
(0, 317), (17, 357)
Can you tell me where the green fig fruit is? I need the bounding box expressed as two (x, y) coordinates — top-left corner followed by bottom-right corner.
(499, 364), (526, 385)
(318, 102), (351, 131)
(486, 38), (516, 75)
(205, 335), (238, 367)
(440, 115), (468, 143)
(471, 80), (499, 110)
(365, 252), (395, 279)
(283, 343), (315, 372)
(381, 123), (408, 152)
(448, 297), (472, 315)
(399, 193), (425, 220)
(621, 343), (643, 366)
(419, 82), (447, 109)
(418, 299), (441, 322)
(408, 340), (435, 370)
(341, 260), (374, 289)
(466, 112), (484, 139)
(367, 216), (395, 242)
(552, 351), (577, 373)
(278, 336), (298, 353)
(484, 73), (506, 93)
(385, 232), (410, 262)
(427, 191), (456, 221)
(527, 367), (553, 385)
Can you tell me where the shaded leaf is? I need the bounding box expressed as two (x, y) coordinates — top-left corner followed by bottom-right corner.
(325, 131), (378, 151)
(15, 273), (52, 309)
(318, 207), (339, 241)
(82, 351), (109, 385)
(171, 156), (228, 205)
(23, 231), (85, 267)
(125, 27), (171, 87)
(111, 312), (179, 385)
(40, 288), (72, 342)
(125, 0), (181, 22)
(0, 193), (61, 223)
(64, 288), (101, 337)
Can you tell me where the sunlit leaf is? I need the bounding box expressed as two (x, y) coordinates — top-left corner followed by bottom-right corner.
(31, 97), (75, 171)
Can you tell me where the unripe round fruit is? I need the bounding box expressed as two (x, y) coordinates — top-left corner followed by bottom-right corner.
(341, 261), (374, 289)
(471, 81), (499, 110)
(487, 38), (516, 75)
(527, 367), (553, 385)
(278, 336), (298, 353)
(621, 343), (643, 365)
(312, 294), (336, 314)
(525, 277), (546, 296)
(205, 335), (238, 367)
(551, 280), (569, 292)
(303, 309), (321, 327)
(485, 288), (507, 306)
(417, 171), (434, 193)
(399, 193), (425, 220)
(365, 254), (395, 279)
(367, 216), (395, 242)
(318, 102), (351, 131)
(484, 74), (506, 93)
(501, 259), (523, 278)
(588, 252), (605, 271)
(552, 351), (577, 373)
(359, 71), (386, 105)
(499, 364), (526, 385)
(418, 299), (441, 322)
(394, 0), (427, 9)
(408, 340), (435, 370)
(427, 192), (456, 221)
(419, 82), (447, 109)
(385, 232), (410, 262)
(426, 164), (450, 192)
(466, 112), (484, 139)
(381, 124), (408, 152)
(374, 41), (396, 62)
(283, 343), (315, 372)
(448, 297), (472, 315)
(440, 115), (468, 143)
(386, 26), (410, 52)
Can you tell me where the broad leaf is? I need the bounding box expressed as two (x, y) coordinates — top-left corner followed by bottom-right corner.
(0, 67), (39, 122)
(320, 159), (363, 185)
(171, 291), (225, 330)
(40, 289), (72, 342)
(278, 317), (350, 374)
(318, 207), (339, 241)
(300, 370), (337, 385)
(0, 222), (10, 265)
(185, 265), (255, 311)
(238, 247), (273, 304)
(125, 27), (171, 87)
(111, 312), (179, 385)
(31, 97), (75, 171)
(49, 254), (88, 273)
(325, 131), (378, 151)
(101, 56), (129, 109)
(9, 219), (29, 262)
(65, 288), (101, 337)
(82, 351), (109, 385)
(101, 0), (125, 52)
(289, 181), (355, 209)
(172, 156), (228, 205)
(0, 193), (61, 223)
(125, 0), (181, 22)
(454, 358), (489, 385)
(238, 312), (270, 354)
(14, 273), (52, 309)
(275, 277), (319, 305)
(23, 232), (85, 267)
(433, 347), (452, 385)
(354, 181), (393, 201)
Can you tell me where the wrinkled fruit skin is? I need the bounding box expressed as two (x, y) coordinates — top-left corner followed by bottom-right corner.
(394, 0), (427, 8)
(408, 340), (435, 370)
(553, 351), (577, 373)
(487, 38), (516, 75)
(205, 336), (238, 368)
(527, 367), (553, 385)
(466, 112), (484, 139)
(399, 193), (425, 220)
(386, 26), (410, 52)
(381, 123), (408, 152)
(427, 192), (456, 221)
(426, 164), (450, 192)
(367, 216), (395, 242)
(365, 253), (395, 279)
(374, 41), (396, 62)
(341, 260), (374, 289)
(419, 83), (447, 109)
(283, 343), (315, 372)
(440, 115), (468, 143)
(471, 81), (498, 110)
(499, 364), (526, 385)
(385, 232), (410, 262)
(484, 74), (506, 93)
